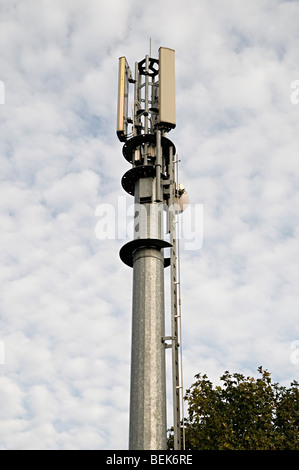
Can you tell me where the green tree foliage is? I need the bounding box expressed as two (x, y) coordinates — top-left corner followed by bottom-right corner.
(168, 367), (299, 450)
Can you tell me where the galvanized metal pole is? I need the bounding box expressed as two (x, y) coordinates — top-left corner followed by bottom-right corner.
(128, 131), (167, 449)
(129, 244), (167, 449)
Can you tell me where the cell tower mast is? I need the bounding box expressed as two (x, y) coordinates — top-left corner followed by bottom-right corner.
(117, 47), (184, 450)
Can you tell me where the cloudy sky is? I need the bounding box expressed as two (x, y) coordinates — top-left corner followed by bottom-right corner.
(0, 0), (298, 450)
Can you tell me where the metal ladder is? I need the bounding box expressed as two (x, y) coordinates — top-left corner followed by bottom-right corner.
(168, 153), (185, 450)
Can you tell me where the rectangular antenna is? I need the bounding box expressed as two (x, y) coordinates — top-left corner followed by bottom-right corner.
(158, 47), (176, 130)
(117, 57), (130, 141)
